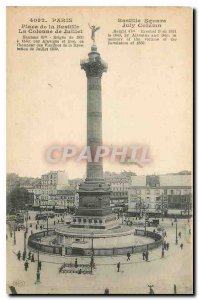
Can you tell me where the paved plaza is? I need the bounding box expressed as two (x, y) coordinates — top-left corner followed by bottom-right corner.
(6, 211), (193, 294)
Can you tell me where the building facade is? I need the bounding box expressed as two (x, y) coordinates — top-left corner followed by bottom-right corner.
(128, 174), (192, 217)
(48, 189), (79, 211)
(104, 171), (133, 208)
(40, 170), (68, 201)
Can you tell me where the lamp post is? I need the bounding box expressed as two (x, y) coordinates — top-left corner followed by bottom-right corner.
(139, 197), (142, 218)
(174, 284), (177, 294)
(143, 204), (148, 236)
(13, 223), (16, 245)
(90, 232), (94, 274)
(35, 250), (40, 284)
(161, 232), (164, 258)
(187, 196), (191, 223)
(175, 219), (178, 245)
(161, 193), (164, 221)
(46, 202), (49, 236)
(91, 232), (94, 255)
(144, 217), (147, 236)
(46, 214), (49, 235)
(24, 231), (27, 253)
(122, 211), (124, 225)
(25, 208), (28, 234)
(188, 201), (190, 223)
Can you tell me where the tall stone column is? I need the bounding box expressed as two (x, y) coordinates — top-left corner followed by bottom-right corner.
(74, 44), (113, 224)
(81, 44), (107, 181)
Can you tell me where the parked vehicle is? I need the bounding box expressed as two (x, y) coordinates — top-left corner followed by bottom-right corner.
(146, 219), (159, 227)
(15, 213), (24, 223)
(16, 223), (25, 230)
(48, 212), (55, 218)
(35, 213), (47, 220)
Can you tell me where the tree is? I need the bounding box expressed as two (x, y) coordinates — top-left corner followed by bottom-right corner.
(7, 187), (30, 214)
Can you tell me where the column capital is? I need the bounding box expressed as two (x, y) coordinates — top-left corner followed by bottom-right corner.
(80, 51), (108, 78)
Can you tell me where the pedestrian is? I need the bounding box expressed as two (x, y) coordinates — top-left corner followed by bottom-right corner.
(171, 222), (173, 227)
(164, 231), (167, 237)
(161, 248), (164, 258)
(104, 288), (109, 294)
(117, 262), (120, 272)
(17, 250), (21, 261)
(75, 258), (78, 268)
(90, 255), (95, 268)
(178, 232), (181, 238)
(29, 216), (31, 220)
(164, 241), (167, 249)
(24, 260), (29, 271)
(142, 252), (145, 260)
(38, 260), (42, 270)
(148, 285), (155, 294)
(28, 251), (31, 260)
(22, 251), (26, 261)
(167, 242), (169, 250)
(145, 251), (149, 261)
(40, 225), (42, 230)
(78, 268), (82, 274)
(127, 251), (131, 261)
(31, 254), (35, 262)
(180, 243), (183, 250)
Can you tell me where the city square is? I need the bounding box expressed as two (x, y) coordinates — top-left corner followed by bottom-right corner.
(7, 211), (193, 294)
(6, 7), (193, 295)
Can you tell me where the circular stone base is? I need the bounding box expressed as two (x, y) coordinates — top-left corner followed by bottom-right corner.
(55, 225), (155, 249)
(28, 227), (162, 256)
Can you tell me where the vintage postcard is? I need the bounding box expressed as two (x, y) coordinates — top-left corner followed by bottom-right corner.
(6, 6), (193, 295)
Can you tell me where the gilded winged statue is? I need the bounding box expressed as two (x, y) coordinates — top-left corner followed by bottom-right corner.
(88, 23), (100, 44)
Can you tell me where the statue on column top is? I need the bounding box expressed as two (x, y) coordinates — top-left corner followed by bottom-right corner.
(88, 23), (100, 44)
